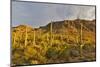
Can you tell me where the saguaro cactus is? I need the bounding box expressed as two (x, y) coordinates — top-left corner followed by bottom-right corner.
(25, 26), (28, 47)
(46, 33), (49, 41)
(80, 22), (83, 45)
(33, 29), (36, 45)
(13, 32), (16, 48)
(50, 21), (53, 46)
(77, 15), (83, 57)
(13, 33), (16, 46)
(80, 20), (84, 57)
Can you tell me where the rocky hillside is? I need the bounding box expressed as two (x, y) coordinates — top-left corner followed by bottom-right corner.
(40, 19), (95, 32)
(12, 19), (96, 44)
(13, 19), (96, 33)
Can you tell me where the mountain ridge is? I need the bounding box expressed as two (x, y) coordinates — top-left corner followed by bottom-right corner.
(12, 19), (96, 33)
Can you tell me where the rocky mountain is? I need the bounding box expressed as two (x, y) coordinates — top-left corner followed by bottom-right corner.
(40, 19), (96, 33)
(13, 19), (95, 33)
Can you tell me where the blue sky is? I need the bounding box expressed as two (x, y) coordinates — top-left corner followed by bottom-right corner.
(12, 1), (95, 28)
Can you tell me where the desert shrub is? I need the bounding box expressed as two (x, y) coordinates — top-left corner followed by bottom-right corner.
(83, 44), (95, 52)
(59, 47), (70, 59)
(24, 45), (47, 64)
(59, 45), (80, 60)
(70, 49), (80, 57)
(12, 49), (25, 65)
(46, 47), (59, 59)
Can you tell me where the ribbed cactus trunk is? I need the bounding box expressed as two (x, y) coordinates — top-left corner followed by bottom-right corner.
(64, 20), (67, 43)
(80, 22), (83, 57)
(76, 35), (79, 44)
(13, 33), (16, 47)
(19, 32), (21, 47)
(13, 33), (15, 45)
(25, 26), (28, 47)
(80, 22), (83, 45)
(33, 29), (35, 45)
(46, 33), (49, 41)
(67, 20), (70, 43)
(50, 22), (52, 46)
(75, 21), (79, 44)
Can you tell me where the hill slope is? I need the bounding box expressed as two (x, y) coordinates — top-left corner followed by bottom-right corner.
(12, 19), (96, 65)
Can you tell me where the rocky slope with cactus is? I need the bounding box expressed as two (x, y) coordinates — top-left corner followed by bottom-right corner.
(12, 19), (96, 66)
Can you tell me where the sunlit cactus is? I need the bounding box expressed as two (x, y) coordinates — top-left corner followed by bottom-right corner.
(50, 21), (53, 46)
(33, 29), (36, 45)
(25, 26), (28, 47)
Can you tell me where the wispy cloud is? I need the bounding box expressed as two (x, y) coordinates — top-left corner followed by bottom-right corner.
(12, 1), (95, 27)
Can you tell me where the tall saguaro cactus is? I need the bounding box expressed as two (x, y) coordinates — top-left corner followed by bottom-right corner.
(80, 22), (84, 57)
(80, 22), (83, 45)
(50, 21), (53, 46)
(77, 18), (84, 57)
(33, 29), (36, 45)
(13, 33), (16, 46)
(46, 33), (49, 42)
(25, 26), (28, 47)
(64, 20), (68, 43)
(67, 20), (70, 43)
(77, 15), (83, 57)
(13, 32), (16, 48)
